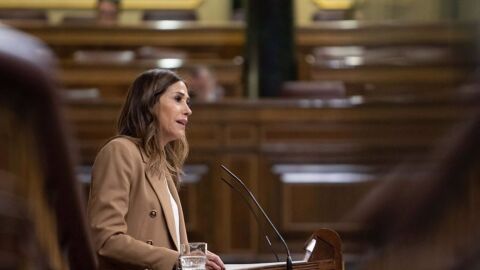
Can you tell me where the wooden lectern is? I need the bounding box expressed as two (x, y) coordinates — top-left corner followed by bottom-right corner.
(231, 229), (342, 270)
(304, 229), (342, 269)
(254, 260), (339, 270)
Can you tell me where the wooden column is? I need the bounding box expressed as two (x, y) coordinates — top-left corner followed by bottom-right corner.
(245, 0), (297, 98)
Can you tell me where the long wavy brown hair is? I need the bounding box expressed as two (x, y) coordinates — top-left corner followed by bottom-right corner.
(117, 69), (189, 186)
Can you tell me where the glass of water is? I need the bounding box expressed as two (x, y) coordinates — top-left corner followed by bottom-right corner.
(180, 242), (207, 270)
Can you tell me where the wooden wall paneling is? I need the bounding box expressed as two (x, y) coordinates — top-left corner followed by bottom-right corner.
(255, 156), (286, 258)
(63, 98), (478, 261)
(221, 154), (260, 254)
(281, 181), (377, 232)
(259, 111), (460, 166)
(261, 122), (453, 146)
(183, 153), (232, 254)
(225, 124), (258, 147)
(180, 157), (215, 245)
(261, 153), (378, 253)
(208, 155), (231, 253)
(187, 123), (223, 149)
(66, 100), (121, 164)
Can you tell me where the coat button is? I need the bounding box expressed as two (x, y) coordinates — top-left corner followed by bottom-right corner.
(149, 210), (157, 218)
(146, 240), (153, 245)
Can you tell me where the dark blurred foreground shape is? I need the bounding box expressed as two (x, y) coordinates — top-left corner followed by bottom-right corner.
(347, 92), (480, 269)
(0, 27), (96, 269)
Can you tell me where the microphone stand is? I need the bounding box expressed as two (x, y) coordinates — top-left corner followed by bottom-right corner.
(221, 178), (280, 262)
(221, 165), (293, 270)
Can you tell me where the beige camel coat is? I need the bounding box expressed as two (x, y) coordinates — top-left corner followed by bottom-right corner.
(88, 136), (188, 270)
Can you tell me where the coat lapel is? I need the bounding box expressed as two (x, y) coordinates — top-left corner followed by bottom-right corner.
(145, 168), (180, 251)
(134, 139), (186, 249)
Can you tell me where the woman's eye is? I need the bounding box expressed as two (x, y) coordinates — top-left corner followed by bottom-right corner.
(174, 96), (182, 102)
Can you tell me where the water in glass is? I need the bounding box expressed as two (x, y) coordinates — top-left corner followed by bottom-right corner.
(180, 255), (206, 270)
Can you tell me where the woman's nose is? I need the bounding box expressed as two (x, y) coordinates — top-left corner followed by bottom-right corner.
(184, 104), (192, 116)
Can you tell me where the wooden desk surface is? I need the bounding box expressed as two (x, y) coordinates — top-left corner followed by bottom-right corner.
(9, 21), (244, 46)
(6, 21), (245, 59)
(297, 21), (475, 49)
(59, 58), (244, 97)
(6, 21), (476, 52)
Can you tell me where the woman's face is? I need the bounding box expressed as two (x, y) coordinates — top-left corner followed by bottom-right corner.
(154, 81), (192, 146)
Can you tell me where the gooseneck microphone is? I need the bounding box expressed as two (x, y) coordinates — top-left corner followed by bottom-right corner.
(220, 165), (293, 270)
(220, 177), (280, 262)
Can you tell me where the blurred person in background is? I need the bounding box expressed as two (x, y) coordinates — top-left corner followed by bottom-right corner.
(97, 0), (119, 23)
(185, 66), (224, 102)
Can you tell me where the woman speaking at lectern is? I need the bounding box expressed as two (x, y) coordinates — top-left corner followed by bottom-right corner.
(87, 69), (224, 270)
